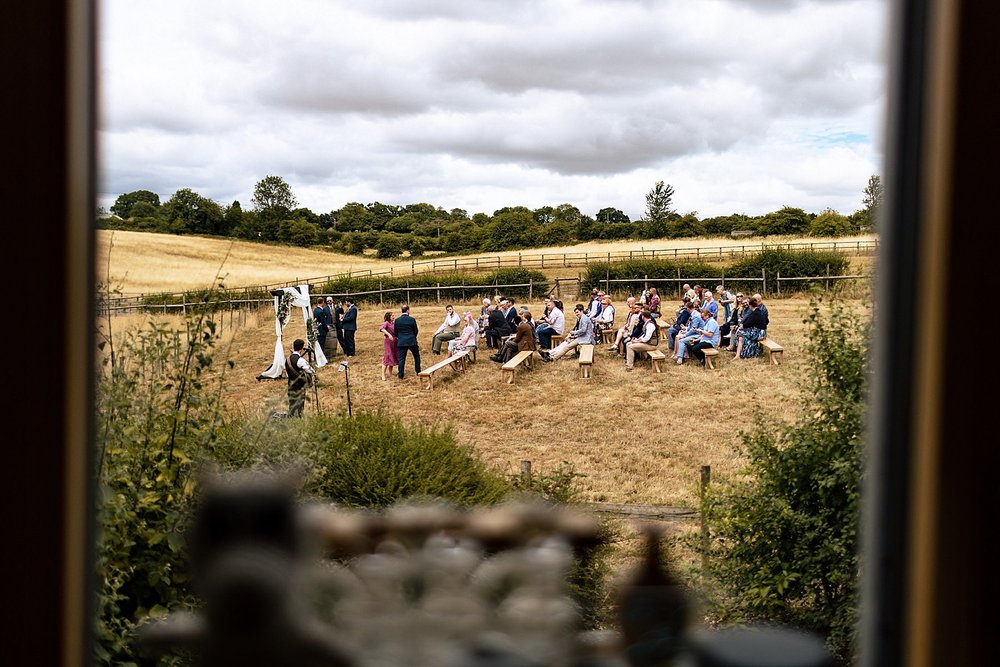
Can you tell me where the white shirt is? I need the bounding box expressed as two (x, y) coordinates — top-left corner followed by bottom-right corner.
(548, 307), (565, 334)
(637, 319), (657, 344)
(595, 304), (615, 325)
(435, 311), (461, 334)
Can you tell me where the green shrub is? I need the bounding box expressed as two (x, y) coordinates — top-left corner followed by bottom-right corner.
(726, 248), (849, 293)
(213, 412), (511, 508)
(696, 299), (868, 663)
(583, 260), (720, 296)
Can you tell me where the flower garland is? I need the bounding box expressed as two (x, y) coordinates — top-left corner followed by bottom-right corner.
(305, 317), (319, 348)
(276, 291), (296, 326)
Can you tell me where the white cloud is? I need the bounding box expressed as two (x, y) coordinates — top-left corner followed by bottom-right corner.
(99, 0), (887, 219)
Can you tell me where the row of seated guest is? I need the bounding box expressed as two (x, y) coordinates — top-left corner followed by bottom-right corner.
(663, 292), (769, 361)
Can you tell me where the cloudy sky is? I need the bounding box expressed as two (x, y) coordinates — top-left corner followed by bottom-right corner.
(99, 0), (887, 220)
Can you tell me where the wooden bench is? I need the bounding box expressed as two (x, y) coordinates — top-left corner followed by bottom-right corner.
(647, 349), (666, 373)
(600, 328), (615, 345)
(548, 334), (564, 349)
(501, 350), (534, 384)
(702, 347), (719, 370)
(760, 339), (784, 366)
(418, 349), (471, 390)
(578, 344), (595, 379)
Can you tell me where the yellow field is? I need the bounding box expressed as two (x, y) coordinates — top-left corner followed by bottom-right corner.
(98, 229), (876, 295)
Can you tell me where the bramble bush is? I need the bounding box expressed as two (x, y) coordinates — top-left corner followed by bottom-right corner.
(695, 299), (869, 664)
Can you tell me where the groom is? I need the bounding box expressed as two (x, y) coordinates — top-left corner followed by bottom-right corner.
(394, 304), (420, 379)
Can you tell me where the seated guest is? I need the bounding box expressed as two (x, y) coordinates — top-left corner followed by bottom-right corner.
(609, 298), (639, 354)
(543, 304), (595, 361)
(535, 299), (565, 349)
(646, 287), (661, 318)
(585, 288), (601, 315)
(751, 293), (770, 337)
(687, 307), (721, 366)
(478, 298), (492, 333)
(683, 283), (697, 302)
(624, 310), (659, 371)
(500, 297), (521, 331)
(733, 296), (768, 359)
(673, 307), (705, 363)
(717, 285), (736, 322)
(593, 296), (615, 332)
(484, 304), (513, 349)
(721, 294), (747, 350)
(448, 312), (479, 354)
(587, 291), (606, 320)
(701, 290), (718, 321)
(491, 310), (537, 363)
(431, 304), (462, 355)
(667, 298), (693, 351)
(518, 305), (535, 333)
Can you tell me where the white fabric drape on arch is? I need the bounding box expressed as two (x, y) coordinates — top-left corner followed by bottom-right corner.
(257, 284), (328, 379)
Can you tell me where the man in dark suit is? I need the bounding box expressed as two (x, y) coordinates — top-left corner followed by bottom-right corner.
(394, 304), (421, 379)
(312, 298), (328, 351)
(341, 297), (358, 357)
(502, 298), (521, 330)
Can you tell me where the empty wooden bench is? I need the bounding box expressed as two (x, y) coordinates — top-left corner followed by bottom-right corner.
(501, 350), (534, 384)
(647, 349), (666, 373)
(578, 344), (595, 379)
(599, 328), (615, 345)
(418, 349), (471, 390)
(760, 339), (784, 365)
(702, 347), (719, 370)
(548, 334), (564, 350)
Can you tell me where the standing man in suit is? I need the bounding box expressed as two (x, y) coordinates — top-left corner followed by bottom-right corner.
(341, 297), (358, 357)
(394, 304), (421, 379)
(312, 298), (329, 352)
(322, 297), (338, 357)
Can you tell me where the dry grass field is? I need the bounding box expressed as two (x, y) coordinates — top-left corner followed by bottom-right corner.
(98, 229), (876, 295)
(103, 295), (868, 511)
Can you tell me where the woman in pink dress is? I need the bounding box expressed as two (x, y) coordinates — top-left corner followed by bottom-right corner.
(379, 312), (399, 380)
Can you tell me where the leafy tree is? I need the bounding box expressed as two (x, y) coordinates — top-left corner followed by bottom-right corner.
(111, 189), (160, 219)
(641, 181), (676, 238)
(289, 206), (320, 226)
(408, 237), (425, 256)
(367, 201), (403, 231)
(252, 175), (297, 221)
(162, 188), (223, 235)
(861, 175), (882, 231)
(699, 300), (868, 664)
(669, 211), (703, 238)
(376, 234), (404, 259)
(756, 206), (810, 236)
(702, 213), (750, 236)
(595, 207), (630, 225)
(862, 174), (882, 214)
(334, 202), (373, 232)
(482, 207), (540, 251)
(808, 209), (853, 237)
(278, 218), (320, 246)
(129, 200), (159, 221)
(222, 200), (244, 236)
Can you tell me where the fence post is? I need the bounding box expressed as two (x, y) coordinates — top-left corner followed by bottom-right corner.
(541, 254), (545, 269)
(721, 270), (725, 290)
(412, 261), (415, 275)
(762, 269), (767, 295)
(436, 283), (441, 303)
(677, 267), (681, 294)
(521, 460), (532, 480)
(476, 257), (480, 270)
(826, 263), (831, 292)
(406, 280), (411, 304)
(529, 279), (533, 301)
(701, 465), (711, 575)
(379, 281), (384, 306)
(563, 253), (567, 268)
(519, 252), (522, 267)
(776, 270), (781, 296)
(644, 274), (649, 292)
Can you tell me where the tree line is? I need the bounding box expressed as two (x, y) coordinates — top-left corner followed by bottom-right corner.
(99, 175), (882, 258)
